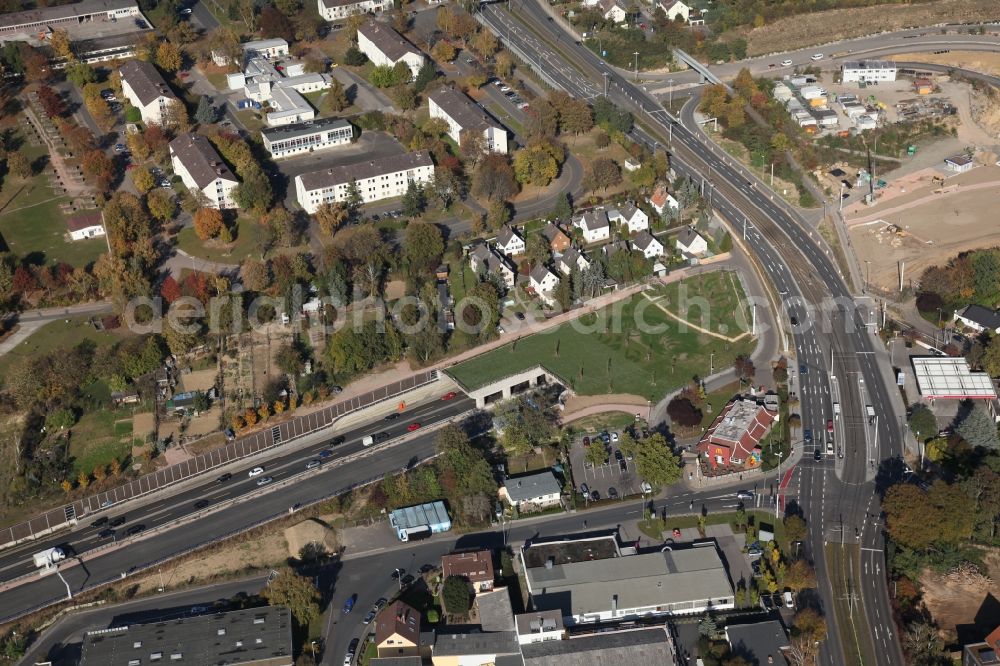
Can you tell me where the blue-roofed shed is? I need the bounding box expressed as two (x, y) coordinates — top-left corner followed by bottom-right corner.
(388, 501), (451, 541)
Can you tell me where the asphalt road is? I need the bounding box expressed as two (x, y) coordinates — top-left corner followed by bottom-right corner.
(481, 4), (907, 664)
(0, 394), (475, 621)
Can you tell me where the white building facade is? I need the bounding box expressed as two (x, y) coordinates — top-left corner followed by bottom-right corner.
(262, 118), (354, 159)
(357, 21), (425, 79)
(295, 150), (434, 213)
(119, 59), (176, 126)
(318, 0), (391, 21)
(169, 134), (240, 210)
(428, 86), (508, 154)
(841, 60), (898, 83)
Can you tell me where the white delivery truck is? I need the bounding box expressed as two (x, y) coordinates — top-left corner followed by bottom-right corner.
(833, 402), (841, 418)
(866, 405), (876, 425)
(33, 547), (65, 569)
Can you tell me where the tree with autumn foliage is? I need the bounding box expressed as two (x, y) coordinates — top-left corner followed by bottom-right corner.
(82, 149), (115, 194)
(160, 275), (181, 303)
(193, 207), (225, 240)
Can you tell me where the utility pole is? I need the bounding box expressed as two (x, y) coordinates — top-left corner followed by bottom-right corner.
(839, 182), (845, 212)
(603, 71), (609, 98)
(667, 78), (674, 108)
(633, 51), (639, 81)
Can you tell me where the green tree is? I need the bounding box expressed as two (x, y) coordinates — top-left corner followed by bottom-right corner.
(344, 179), (363, 215)
(634, 433), (683, 487)
(7, 151), (31, 179)
(314, 201), (348, 236)
(472, 153), (517, 202)
(403, 222), (444, 276)
(156, 41), (182, 72)
(442, 575), (471, 614)
(981, 334), (1000, 376)
(262, 570), (320, 626)
(232, 165), (273, 212)
(402, 180), (427, 217)
(586, 440), (607, 468)
(65, 61), (97, 87)
(956, 403), (999, 450)
(131, 166), (154, 193)
(147, 188), (176, 223)
(194, 95), (217, 124)
(591, 157), (621, 192)
(344, 46), (367, 66)
(525, 233), (551, 267)
(784, 514), (807, 543)
(907, 404), (938, 443)
(513, 145), (559, 186)
(413, 60), (437, 93)
(323, 78), (349, 113)
(903, 622), (946, 666)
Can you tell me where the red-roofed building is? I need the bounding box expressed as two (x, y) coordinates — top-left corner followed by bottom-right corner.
(65, 212), (106, 242)
(696, 398), (778, 471)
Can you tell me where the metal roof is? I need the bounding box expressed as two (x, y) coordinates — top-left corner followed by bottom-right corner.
(388, 500), (450, 530)
(297, 150), (433, 192)
(911, 356), (997, 399)
(521, 627), (676, 666)
(525, 547), (733, 618)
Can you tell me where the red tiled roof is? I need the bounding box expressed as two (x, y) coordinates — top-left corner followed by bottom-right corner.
(697, 399), (777, 466)
(66, 212), (103, 233)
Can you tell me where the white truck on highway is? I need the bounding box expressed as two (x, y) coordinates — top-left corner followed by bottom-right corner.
(33, 547), (65, 569)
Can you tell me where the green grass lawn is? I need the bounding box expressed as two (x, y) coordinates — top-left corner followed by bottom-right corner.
(234, 109), (267, 133)
(652, 270), (753, 340)
(175, 220), (261, 264)
(448, 285), (756, 400)
(448, 260), (476, 307)
(0, 317), (120, 385)
(69, 410), (134, 475)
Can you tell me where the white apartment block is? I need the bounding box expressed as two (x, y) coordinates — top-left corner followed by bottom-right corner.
(428, 86), (508, 154)
(169, 134), (240, 210)
(357, 21), (425, 79)
(841, 60), (897, 83)
(317, 0), (391, 21)
(119, 59), (177, 126)
(261, 118), (354, 159)
(295, 150), (434, 213)
(242, 38), (288, 61)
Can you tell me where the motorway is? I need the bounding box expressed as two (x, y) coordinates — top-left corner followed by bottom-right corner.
(0, 394), (474, 622)
(481, 3), (907, 664)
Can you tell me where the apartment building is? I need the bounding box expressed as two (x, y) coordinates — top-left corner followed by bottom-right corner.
(261, 118), (353, 159)
(357, 21), (425, 79)
(428, 85), (508, 154)
(294, 150), (434, 213)
(119, 59), (176, 126)
(170, 134), (240, 209)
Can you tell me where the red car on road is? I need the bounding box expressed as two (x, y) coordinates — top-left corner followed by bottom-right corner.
(441, 392), (457, 401)
(827, 419), (834, 433)
(407, 423), (421, 432)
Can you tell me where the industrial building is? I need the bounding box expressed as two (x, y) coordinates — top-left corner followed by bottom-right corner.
(388, 500), (451, 541)
(520, 535), (734, 625)
(0, 0), (139, 40)
(842, 60), (898, 83)
(911, 356), (997, 401)
(80, 606), (293, 666)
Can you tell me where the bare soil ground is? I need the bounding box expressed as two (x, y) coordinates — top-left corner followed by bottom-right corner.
(846, 164), (1000, 291)
(220, 324), (291, 413)
(743, 0), (1000, 57)
(890, 50), (1000, 78)
(920, 549), (1000, 644)
(180, 368), (217, 393)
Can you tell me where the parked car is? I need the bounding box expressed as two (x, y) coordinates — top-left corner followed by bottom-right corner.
(384, 412), (399, 421)
(810, 53), (824, 60)
(363, 608), (377, 624)
(580, 483), (589, 496)
(98, 528), (116, 539)
(400, 574), (415, 587)
(590, 490), (600, 501)
(248, 466), (265, 477)
(640, 481), (652, 494)
(91, 516), (109, 528)
(610, 432), (619, 443)
(607, 487), (618, 499)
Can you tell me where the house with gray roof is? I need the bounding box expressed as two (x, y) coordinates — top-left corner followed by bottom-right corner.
(573, 210), (610, 244)
(557, 247), (590, 275)
(725, 620), (789, 665)
(119, 59), (177, 127)
(169, 134), (240, 209)
(501, 470), (562, 509)
(429, 85), (509, 154)
(607, 202), (649, 234)
(521, 627), (676, 666)
(496, 225), (525, 257)
(357, 21), (425, 78)
(632, 230), (664, 259)
(432, 631), (521, 663)
(521, 542), (734, 625)
(515, 610), (565, 645)
(295, 150), (434, 213)
(676, 226), (708, 257)
(469, 244), (516, 289)
(318, 0), (390, 21)
(529, 265), (560, 306)
(954, 304), (1000, 335)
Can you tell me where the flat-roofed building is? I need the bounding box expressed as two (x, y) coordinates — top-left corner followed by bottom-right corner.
(388, 500), (451, 542)
(521, 539), (734, 625)
(911, 356), (997, 400)
(0, 0), (139, 39)
(79, 606), (293, 665)
(428, 85), (508, 154)
(357, 21), (425, 79)
(169, 133), (240, 209)
(294, 150), (434, 213)
(243, 38), (288, 61)
(262, 118), (353, 159)
(521, 626), (676, 666)
(842, 60), (897, 83)
(318, 0), (391, 22)
(119, 58), (176, 126)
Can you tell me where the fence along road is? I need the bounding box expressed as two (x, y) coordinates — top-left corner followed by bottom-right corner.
(0, 371), (439, 552)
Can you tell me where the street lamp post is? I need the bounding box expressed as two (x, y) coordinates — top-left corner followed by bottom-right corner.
(710, 352), (714, 375)
(603, 71), (609, 98)
(633, 51), (639, 81)
(667, 78), (674, 108)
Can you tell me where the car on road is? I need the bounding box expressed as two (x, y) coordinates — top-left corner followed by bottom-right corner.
(407, 422), (422, 432)
(580, 483), (589, 496)
(216, 472), (232, 483)
(799, 363), (807, 374)
(780, 59), (792, 67)
(343, 594), (357, 613)
(811, 53), (824, 60)
(607, 487), (618, 499)
(193, 499), (210, 509)
(344, 637), (360, 665)
(814, 448), (822, 461)
(91, 516), (109, 528)
(97, 528), (116, 539)
(441, 391), (457, 400)
(736, 490), (754, 501)
(384, 412), (399, 421)
(306, 459), (321, 469)
(331, 435), (346, 446)
(190, 605), (209, 614)
(827, 419), (834, 433)
(318, 449), (334, 459)
(125, 524), (145, 536)
(256, 476), (273, 486)
(109, 516), (126, 527)
(373, 431), (390, 443)
(248, 466), (265, 477)
(803, 429), (812, 443)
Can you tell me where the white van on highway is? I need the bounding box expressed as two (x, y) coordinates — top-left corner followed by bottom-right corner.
(362, 435), (374, 447)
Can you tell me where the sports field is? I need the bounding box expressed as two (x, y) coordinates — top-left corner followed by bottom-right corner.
(448, 272), (756, 400)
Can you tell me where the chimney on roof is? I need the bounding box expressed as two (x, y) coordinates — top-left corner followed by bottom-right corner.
(545, 557), (554, 570)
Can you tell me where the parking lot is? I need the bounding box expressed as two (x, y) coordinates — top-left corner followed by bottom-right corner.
(569, 431), (643, 501)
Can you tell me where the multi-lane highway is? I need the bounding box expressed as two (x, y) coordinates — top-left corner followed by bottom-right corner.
(0, 394), (475, 622)
(481, 3), (908, 664)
